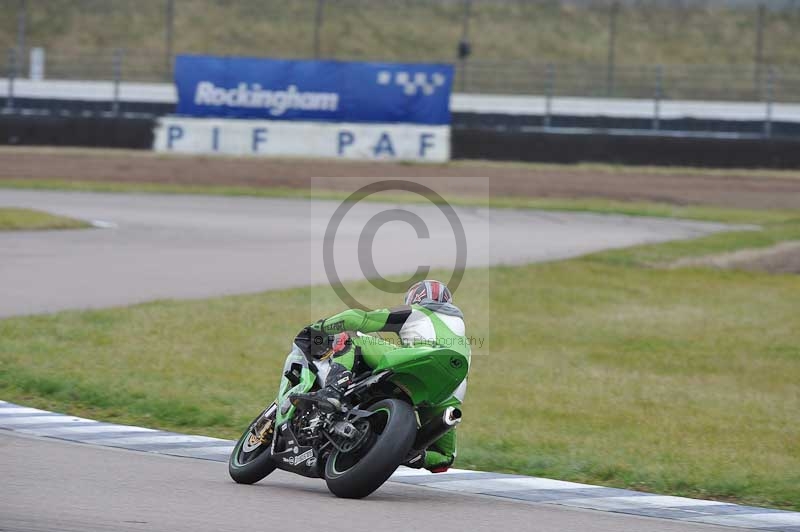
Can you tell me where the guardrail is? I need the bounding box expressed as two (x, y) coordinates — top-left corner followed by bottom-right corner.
(4, 81), (799, 141)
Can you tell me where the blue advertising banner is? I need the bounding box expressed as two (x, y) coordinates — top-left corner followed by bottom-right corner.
(174, 55), (453, 125)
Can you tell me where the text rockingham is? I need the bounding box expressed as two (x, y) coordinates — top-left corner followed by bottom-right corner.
(194, 82), (340, 117)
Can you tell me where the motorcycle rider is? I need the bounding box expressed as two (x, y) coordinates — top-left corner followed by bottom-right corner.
(294, 279), (469, 473)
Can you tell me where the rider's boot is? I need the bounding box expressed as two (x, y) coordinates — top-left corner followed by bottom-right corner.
(314, 364), (353, 411)
(402, 449), (426, 469)
(291, 362), (352, 413)
(423, 429), (457, 473)
(402, 429), (457, 473)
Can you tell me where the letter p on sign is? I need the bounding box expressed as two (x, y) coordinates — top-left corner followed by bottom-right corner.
(338, 131), (355, 155)
(167, 125), (184, 149)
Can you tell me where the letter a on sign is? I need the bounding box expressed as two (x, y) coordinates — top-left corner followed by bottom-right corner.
(373, 133), (395, 157)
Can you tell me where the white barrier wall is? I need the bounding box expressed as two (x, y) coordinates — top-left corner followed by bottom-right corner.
(153, 117), (450, 162)
(5, 80), (797, 122)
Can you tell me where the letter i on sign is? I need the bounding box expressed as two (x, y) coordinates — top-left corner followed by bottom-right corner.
(212, 127), (220, 152)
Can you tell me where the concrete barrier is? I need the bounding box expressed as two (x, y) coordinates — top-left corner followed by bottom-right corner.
(3, 113), (800, 168)
(0, 113), (154, 149)
(452, 128), (800, 168)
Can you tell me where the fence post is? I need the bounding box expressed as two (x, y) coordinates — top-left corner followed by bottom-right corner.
(458, 0), (472, 92)
(606, 1), (619, 97)
(653, 65), (663, 131)
(16, 0), (26, 69)
(544, 63), (554, 129)
(112, 49), (123, 116)
(313, 0), (324, 58)
(754, 3), (766, 97)
(764, 67), (774, 138)
(165, 0), (175, 79)
(29, 46), (44, 80)
(5, 48), (17, 112)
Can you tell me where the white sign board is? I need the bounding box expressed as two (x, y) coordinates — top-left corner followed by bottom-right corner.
(153, 117), (450, 163)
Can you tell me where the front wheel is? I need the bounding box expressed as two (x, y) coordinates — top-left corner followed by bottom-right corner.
(229, 404), (278, 484)
(325, 398), (416, 499)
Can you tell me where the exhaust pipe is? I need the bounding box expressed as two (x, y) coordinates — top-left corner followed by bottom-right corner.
(413, 406), (462, 451)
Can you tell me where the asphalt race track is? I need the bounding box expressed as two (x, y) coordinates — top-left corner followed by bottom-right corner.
(0, 431), (732, 532)
(0, 189), (755, 531)
(0, 189), (741, 317)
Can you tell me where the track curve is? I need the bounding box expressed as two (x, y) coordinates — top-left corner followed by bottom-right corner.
(0, 189), (767, 531)
(0, 189), (742, 317)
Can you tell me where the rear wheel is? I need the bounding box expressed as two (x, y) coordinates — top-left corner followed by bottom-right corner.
(228, 404), (278, 484)
(324, 398), (416, 499)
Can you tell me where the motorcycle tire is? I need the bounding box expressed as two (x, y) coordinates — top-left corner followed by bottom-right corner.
(324, 398), (416, 499)
(229, 405), (278, 484)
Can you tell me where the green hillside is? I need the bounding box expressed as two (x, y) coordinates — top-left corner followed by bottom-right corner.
(1, 0), (798, 99)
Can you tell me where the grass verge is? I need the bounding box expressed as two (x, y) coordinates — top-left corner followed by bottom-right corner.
(5, 147), (800, 180)
(1, 2), (799, 79)
(1, 176), (798, 224)
(0, 199), (798, 510)
(0, 207), (89, 231)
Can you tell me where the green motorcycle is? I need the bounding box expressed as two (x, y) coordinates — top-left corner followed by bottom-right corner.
(228, 331), (468, 499)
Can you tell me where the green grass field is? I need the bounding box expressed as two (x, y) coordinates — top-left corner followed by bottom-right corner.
(1, 0), (797, 66)
(0, 207), (89, 231)
(0, 197), (798, 510)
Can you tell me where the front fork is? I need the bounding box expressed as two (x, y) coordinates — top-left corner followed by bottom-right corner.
(251, 403), (278, 446)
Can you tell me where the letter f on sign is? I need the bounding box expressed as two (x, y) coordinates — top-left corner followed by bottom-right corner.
(252, 128), (267, 153)
(419, 133), (435, 157)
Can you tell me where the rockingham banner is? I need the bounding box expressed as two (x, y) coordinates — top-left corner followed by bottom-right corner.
(174, 55), (453, 124)
(154, 55), (453, 162)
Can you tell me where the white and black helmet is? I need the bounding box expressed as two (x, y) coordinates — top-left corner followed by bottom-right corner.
(404, 280), (452, 306)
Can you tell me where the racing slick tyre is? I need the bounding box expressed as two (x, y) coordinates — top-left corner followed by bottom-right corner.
(229, 404), (278, 484)
(324, 398), (416, 499)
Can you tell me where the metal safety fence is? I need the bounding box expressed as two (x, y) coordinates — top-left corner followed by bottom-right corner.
(4, 46), (799, 102)
(1, 0), (800, 101)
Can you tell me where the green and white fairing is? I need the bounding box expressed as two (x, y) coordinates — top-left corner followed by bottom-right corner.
(275, 303), (470, 428)
(230, 302), (471, 498)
